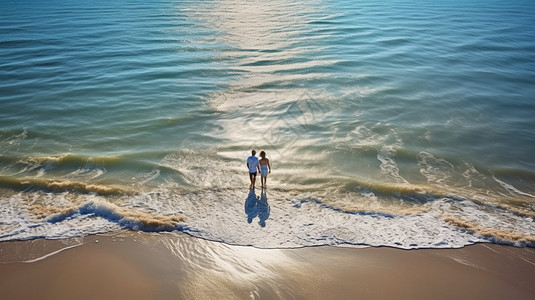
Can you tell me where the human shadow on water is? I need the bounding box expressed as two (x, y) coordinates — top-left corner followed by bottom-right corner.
(244, 189), (270, 227)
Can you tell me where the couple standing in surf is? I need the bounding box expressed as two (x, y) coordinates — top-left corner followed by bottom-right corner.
(246, 150), (271, 189)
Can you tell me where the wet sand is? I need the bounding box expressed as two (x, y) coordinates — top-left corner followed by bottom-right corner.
(1, 232), (534, 300)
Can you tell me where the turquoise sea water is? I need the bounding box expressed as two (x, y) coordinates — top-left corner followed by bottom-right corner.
(1, 0), (534, 248)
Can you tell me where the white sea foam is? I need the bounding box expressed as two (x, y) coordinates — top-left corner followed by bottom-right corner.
(418, 152), (455, 184)
(1, 146), (534, 248)
(0, 129), (27, 153)
(378, 145), (409, 184)
(2, 182), (534, 248)
(493, 176), (535, 198)
(462, 163), (481, 187)
(22, 244), (82, 263)
(173, 189), (489, 249)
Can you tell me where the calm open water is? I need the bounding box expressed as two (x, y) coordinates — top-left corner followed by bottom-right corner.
(1, 0), (534, 249)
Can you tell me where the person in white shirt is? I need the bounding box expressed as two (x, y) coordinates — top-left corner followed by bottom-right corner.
(246, 150), (260, 189)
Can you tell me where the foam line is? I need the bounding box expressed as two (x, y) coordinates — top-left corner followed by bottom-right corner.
(22, 244), (82, 263)
(493, 176), (535, 198)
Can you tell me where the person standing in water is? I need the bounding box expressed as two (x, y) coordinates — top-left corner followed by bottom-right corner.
(247, 150), (260, 189)
(259, 151), (271, 189)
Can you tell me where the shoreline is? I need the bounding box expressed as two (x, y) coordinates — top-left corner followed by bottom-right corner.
(1, 232), (535, 299)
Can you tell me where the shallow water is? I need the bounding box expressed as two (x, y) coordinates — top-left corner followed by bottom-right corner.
(1, 0), (534, 248)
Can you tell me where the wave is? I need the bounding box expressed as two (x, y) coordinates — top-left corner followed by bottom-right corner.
(443, 216), (535, 246)
(2, 146), (534, 249)
(0, 197), (188, 242)
(0, 176), (134, 196)
(44, 200), (186, 232)
(0, 152), (193, 190)
(1, 181), (534, 249)
(0, 153), (147, 173)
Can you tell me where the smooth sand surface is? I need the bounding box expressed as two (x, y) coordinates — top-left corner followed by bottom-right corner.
(1, 232), (534, 300)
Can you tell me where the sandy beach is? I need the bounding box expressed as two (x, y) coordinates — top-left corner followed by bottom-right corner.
(1, 232), (534, 300)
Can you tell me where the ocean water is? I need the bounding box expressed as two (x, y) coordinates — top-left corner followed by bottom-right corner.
(1, 0), (534, 249)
